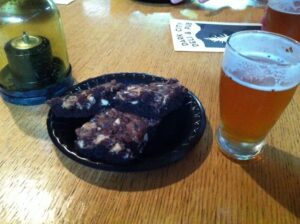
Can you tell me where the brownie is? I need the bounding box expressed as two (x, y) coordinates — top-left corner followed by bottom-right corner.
(113, 79), (187, 119)
(75, 108), (159, 164)
(48, 80), (125, 118)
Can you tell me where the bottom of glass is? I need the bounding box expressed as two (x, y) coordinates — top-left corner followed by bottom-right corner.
(216, 127), (265, 161)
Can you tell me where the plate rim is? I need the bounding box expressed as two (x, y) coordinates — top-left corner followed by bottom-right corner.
(47, 72), (207, 172)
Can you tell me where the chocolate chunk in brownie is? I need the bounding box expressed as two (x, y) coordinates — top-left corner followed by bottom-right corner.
(48, 80), (125, 118)
(75, 108), (159, 164)
(114, 79), (187, 119)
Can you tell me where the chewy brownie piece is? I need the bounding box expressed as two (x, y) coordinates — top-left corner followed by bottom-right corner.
(48, 80), (125, 118)
(75, 108), (159, 164)
(114, 79), (187, 119)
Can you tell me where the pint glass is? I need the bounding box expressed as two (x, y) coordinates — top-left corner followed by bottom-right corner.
(262, 0), (300, 41)
(217, 31), (300, 160)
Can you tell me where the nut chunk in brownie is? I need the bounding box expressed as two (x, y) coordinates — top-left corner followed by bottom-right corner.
(114, 79), (187, 118)
(75, 109), (159, 164)
(47, 80), (124, 118)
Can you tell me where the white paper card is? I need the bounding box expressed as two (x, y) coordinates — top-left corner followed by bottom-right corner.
(170, 19), (261, 52)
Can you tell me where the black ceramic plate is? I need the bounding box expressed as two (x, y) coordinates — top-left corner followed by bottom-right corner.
(47, 73), (206, 172)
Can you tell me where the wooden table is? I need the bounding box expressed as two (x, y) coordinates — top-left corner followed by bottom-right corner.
(0, 0), (299, 223)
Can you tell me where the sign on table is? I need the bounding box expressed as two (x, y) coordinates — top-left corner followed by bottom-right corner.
(170, 19), (261, 52)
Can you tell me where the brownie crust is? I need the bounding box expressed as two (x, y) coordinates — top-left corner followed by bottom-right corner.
(48, 80), (125, 118)
(113, 79), (187, 118)
(75, 109), (159, 164)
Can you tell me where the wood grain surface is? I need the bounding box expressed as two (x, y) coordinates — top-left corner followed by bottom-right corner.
(0, 0), (299, 223)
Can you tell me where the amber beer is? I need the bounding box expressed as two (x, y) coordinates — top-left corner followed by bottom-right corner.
(262, 0), (300, 41)
(217, 31), (300, 161)
(219, 69), (297, 143)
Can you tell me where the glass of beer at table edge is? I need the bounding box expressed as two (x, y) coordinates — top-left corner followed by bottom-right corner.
(262, 0), (300, 41)
(216, 30), (300, 161)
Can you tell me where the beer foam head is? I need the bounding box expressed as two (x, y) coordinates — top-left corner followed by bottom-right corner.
(223, 31), (300, 91)
(269, 0), (300, 14)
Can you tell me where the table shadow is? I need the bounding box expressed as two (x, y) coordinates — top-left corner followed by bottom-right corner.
(241, 145), (300, 218)
(56, 121), (213, 191)
(4, 102), (49, 140)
